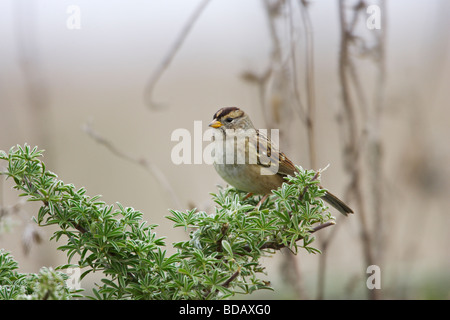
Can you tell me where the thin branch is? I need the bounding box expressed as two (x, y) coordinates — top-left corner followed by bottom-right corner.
(202, 266), (241, 299)
(337, 0), (387, 300)
(369, 0), (386, 263)
(83, 119), (182, 209)
(287, 0), (306, 124)
(143, 0), (211, 109)
(222, 267), (241, 288)
(311, 221), (336, 233)
(299, 0), (317, 169)
(298, 170), (320, 202)
(259, 0), (286, 128)
(242, 220), (335, 252)
(260, 221), (336, 250)
(13, 1), (51, 147)
(216, 223), (229, 252)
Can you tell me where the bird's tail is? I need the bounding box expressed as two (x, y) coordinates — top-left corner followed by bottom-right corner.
(321, 191), (354, 216)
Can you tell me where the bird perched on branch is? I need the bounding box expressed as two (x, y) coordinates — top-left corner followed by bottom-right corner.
(209, 107), (353, 216)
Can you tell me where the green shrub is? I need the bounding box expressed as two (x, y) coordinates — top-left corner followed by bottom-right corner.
(0, 144), (335, 300)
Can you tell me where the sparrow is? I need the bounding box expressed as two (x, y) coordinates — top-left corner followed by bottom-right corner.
(208, 107), (353, 216)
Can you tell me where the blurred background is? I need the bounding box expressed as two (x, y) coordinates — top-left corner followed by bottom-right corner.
(0, 0), (449, 299)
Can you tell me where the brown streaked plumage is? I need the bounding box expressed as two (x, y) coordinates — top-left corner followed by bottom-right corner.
(209, 107), (354, 216)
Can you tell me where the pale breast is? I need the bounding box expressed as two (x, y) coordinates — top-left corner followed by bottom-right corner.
(212, 129), (285, 194)
(213, 162), (285, 194)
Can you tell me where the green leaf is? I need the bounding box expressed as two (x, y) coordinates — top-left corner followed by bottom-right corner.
(221, 240), (233, 256)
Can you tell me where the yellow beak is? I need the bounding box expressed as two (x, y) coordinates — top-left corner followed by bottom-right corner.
(209, 120), (222, 128)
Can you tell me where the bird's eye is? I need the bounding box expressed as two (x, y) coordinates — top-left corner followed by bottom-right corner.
(225, 118), (233, 123)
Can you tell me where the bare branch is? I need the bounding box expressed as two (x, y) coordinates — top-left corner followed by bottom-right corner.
(83, 119), (182, 209)
(258, 221), (336, 250)
(299, 0), (317, 169)
(336, 0), (387, 300)
(239, 220), (336, 253)
(143, 0), (211, 109)
(222, 267), (241, 288)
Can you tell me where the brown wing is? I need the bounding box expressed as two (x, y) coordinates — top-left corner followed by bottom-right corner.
(277, 151), (298, 177)
(254, 130), (298, 177)
(254, 131), (353, 216)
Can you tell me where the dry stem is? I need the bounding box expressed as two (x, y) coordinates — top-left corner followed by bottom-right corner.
(83, 119), (182, 209)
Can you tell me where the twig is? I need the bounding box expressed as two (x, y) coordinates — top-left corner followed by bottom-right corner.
(259, 0), (285, 128)
(202, 266), (241, 299)
(337, 0), (386, 300)
(259, 221), (336, 250)
(216, 223), (229, 252)
(299, 0), (317, 169)
(311, 221), (336, 233)
(143, 0), (211, 109)
(286, 0), (306, 124)
(83, 119), (182, 209)
(13, 1), (51, 147)
(241, 220), (335, 252)
(369, 0), (386, 263)
(298, 170), (320, 202)
(339, 0), (373, 289)
(222, 267), (241, 288)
